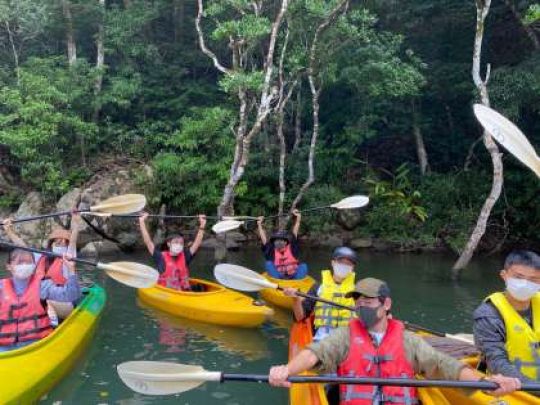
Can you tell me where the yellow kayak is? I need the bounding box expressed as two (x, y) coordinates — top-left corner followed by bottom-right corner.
(260, 273), (316, 309)
(0, 284), (106, 404)
(138, 278), (274, 328)
(287, 319), (453, 405)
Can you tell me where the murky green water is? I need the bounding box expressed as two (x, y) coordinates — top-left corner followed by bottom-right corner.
(19, 247), (505, 404)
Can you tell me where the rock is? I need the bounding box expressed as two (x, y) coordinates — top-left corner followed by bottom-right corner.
(201, 237), (219, 248)
(350, 238), (373, 249)
(318, 235), (344, 247)
(81, 240), (120, 255)
(13, 192), (51, 244)
(116, 232), (139, 250)
(55, 188), (83, 228)
(336, 210), (364, 230)
(225, 231), (247, 242)
(372, 239), (395, 251)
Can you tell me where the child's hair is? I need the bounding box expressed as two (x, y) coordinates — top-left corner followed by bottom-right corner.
(7, 248), (34, 264)
(504, 250), (540, 271)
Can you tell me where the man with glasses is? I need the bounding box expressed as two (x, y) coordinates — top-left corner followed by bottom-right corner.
(270, 277), (520, 402)
(474, 250), (540, 382)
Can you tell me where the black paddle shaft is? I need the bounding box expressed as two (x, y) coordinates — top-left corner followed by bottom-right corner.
(0, 241), (97, 267)
(3, 210), (74, 224)
(220, 374), (540, 391)
(277, 287), (355, 311)
(114, 213), (221, 220)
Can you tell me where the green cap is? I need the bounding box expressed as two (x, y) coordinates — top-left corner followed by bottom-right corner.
(345, 277), (391, 299)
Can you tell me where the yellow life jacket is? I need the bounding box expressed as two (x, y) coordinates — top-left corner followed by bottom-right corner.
(313, 270), (355, 329)
(488, 292), (540, 380)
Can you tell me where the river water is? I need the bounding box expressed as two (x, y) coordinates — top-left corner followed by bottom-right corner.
(32, 246), (505, 404)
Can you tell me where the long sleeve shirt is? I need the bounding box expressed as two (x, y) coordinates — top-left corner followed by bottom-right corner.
(2, 274), (82, 303)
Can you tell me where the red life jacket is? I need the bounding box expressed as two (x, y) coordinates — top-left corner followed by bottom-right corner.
(273, 245), (299, 277)
(0, 261), (53, 346)
(46, 257), (66, 285)
(337, 318), (419, 405)
(160, 251), (191, 291)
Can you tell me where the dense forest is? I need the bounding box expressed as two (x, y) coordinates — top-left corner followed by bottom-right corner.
(0, 0), (539, 269)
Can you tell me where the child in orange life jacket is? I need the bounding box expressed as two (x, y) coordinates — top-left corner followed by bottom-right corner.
(138, 212), (206, 291)
(270, 277), (522, 402)
(0, 249), (81, 352)
(256, 209), (308, 280)
(3, 213), (82, 320)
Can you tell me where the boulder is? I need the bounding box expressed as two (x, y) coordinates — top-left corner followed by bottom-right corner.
(225, 231), (247, 243)
(81, 240), (121, 255)
(350, 238), (373, 249)
(13, 192), (51, 244)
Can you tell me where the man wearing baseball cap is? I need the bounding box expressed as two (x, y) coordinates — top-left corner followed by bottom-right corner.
(283, 246), (358, 342)
(271, 277), (521, 402)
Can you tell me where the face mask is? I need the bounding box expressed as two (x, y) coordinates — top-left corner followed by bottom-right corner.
(13, 264), (36, 280)
(52, 246), (68, 255)
(274, 240), (287, 249)
(332, 263), (352, 278)
(357, 305), (383, 329)
(506, 277), (540, 301)
(170, 244), (184, 256)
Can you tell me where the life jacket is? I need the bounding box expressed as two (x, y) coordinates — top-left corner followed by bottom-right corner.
(338, 318), (418, 405)
(160, 251), (191, 291)
(313, 270), (355, 329)
(273, 244), (299, 277)
(45, 258), (66, 285)
(0, 262), (53, 346)
(487, 292), (540, 380)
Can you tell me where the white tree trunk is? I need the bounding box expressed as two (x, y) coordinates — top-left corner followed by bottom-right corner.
(452, 0), (504, 277)
(4, 21), (19, 85)
(62, 0), (77, 66)
(412, 100), (430, 176)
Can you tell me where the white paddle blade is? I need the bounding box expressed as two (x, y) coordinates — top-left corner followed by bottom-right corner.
(117, 361), (220, 395)
(90, 194), (147, 215)
(98, 261), (159, 288)
(473, 104), (540, 178)
(214, 263), (278, 292)
(212, 220), (243, 234)
(331, 195), (370, 210)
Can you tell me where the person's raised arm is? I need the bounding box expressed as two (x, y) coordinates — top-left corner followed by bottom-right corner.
(2, 218), (27, 247)
(68, 211), (81, 253)
(189, 214), (207, 255)
(284, 287), (306, 321)
(257, 216), (267, 245)
(291, 209), (301, 238)
(138, 212), (155, 254)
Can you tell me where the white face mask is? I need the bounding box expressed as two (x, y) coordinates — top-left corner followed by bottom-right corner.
(332, 262), (353, 279)
(13, 264), (36, 280)
(170, 244), (184, 256)
(52, 246), (68, 255)
(506, 277), (540, 301)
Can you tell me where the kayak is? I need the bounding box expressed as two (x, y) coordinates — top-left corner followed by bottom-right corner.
(437, 356), (540, 404)
(287, 319), (452, 405)
(138, 300), (270, 360)
(138, 278), (274, 328)
(260, 272), (316, 309)
(0, 284), (106, 404)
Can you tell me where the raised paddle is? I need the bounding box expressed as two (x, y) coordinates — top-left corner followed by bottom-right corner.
(211, 195), (370, 234)
(473, 104), (540, 178)
(214, 263), (474, 344)
(0, 241), (158, 288)
(117, 360), (540, 396)
(2, 194), (147, 224)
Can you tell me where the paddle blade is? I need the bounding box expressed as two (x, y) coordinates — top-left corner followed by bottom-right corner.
(473, 104), (540, 178)
(212, 220), (243, 234)
(117, 361), (216, 395)
(214, 263), (277, 292)
(331, 195), (370, 210)
(98, 261), (159, 288)
(90, 194), (147, 215)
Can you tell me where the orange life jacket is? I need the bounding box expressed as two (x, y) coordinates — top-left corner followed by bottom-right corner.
(0, 261), (53, 346)
(337, 318), (418, 405)
(160, 251), (191, 291)
(45, 257), (66, 285)
(273, 245), (299, 277)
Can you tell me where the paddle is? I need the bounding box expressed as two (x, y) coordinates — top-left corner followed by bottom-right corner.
(117, 360), (540, 395)
(0, 241), (158, 288)
(214, 263), (474, 344)
(473, 104), (540, 178)
(2, 194), (147, 224)
(113, 213), (221, 220)
(211, 195), (370, 234)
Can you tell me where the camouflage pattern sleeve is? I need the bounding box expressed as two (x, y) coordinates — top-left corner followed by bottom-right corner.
(404, 331), (466, 380)
(306, 326), (350, 374)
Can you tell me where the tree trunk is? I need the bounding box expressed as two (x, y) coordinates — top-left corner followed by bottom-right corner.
(290, 0), (350, 210)
(5, 21), (19, 85)
(173, 0), (185, 43)
(293, 87), (302, 152)
(502, 0), (540, 50)
(62, 0), (77, 66)
(412, 99), (430, 175)
(452, 0), (504, 277)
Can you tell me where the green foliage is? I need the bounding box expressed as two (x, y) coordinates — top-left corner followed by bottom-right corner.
(524, 4), (540, 25)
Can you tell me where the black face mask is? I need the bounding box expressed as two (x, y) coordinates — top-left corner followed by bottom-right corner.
(356, 305), (383, 329)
